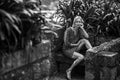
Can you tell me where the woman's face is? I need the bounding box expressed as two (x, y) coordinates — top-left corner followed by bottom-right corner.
(73, 18), (83, 29)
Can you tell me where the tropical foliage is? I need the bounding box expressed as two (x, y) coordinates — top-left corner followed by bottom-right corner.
(0, 0), (44, 54)
(57, 0), (120, 37)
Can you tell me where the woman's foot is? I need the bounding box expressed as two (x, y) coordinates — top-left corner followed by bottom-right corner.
(66, 69), (71, 80)
(87, 48), (97, 53)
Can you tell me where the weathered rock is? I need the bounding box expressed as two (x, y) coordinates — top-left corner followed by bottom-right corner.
(85, 51), (119, 80)
(85, 38), (120, 80)
(0, 40), (56, 80)
(90, 38), (120, 53)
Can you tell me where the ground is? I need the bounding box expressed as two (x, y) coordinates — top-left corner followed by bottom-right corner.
(50, 73), (84, 80)
(50, 63), (85, 80)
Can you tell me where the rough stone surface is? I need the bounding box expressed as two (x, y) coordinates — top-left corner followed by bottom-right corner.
(89, 38), (120, 53)
(85, 38), (120, 80)
(85, 51), (119, 80)
(0, 40), (56, 80)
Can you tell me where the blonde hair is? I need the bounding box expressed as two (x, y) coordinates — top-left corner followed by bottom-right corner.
(73, 16), (84, 25)
(73, 16), (84, 23)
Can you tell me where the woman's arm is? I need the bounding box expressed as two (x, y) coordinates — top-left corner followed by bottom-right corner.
(80, 27), (89, 38)
(64, 28), (79, 47)
(70, 43), (79, 47)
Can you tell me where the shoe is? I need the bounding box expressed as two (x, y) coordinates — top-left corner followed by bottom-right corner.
(66, 69), (71, 80)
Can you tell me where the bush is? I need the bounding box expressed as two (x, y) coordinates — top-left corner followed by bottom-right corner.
(0, 0), (44, 53)
(57, 0), (120, 38)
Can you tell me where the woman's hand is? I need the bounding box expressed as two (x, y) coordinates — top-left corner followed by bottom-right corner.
(79, 26), (89, 38)
(70, 43), (79, 47)
(78, 23), (84, 29)
(78, 40), (82, 45)
(70, 40), (81, 47)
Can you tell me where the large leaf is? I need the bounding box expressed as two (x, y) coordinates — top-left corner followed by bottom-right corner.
(0, 31), (5, 41)
(11, 30), (18, 50)
(0, 9), (15, 23)
(84, 6), (96, 20)
(11, 14), (21, 24)
(3, 18), (11, 36)
(20, 9), (32, 17)
(0, 0), (19, 13)
(5, 18), (21, 34)
(0, 0), (42, 53)
(14, 0), (23, 3)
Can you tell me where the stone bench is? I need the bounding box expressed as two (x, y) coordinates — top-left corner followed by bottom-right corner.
(85, 38), (120, 80)
(54, 49), (86, 72)
(85, 51), (119, 80)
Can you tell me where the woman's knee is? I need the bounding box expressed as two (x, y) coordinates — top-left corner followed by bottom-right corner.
(81, 39), (88, 42)
(72, 52), (84, 59)
(81, 39), (90, 44)
(78, 54), (84, 60)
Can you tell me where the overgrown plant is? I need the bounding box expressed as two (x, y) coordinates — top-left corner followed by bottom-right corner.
(0, 0), (43, 54)
(57, 0), (120, 38)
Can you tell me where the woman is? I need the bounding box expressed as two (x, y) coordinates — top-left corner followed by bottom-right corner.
(63, 16), (94, 80)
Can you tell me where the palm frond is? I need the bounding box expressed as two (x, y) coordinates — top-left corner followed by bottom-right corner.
(3, 18), (11, 36)
(0, 31), (5, 41)
(11, 30), (18, 50)
(5, 18), (21, 34)
(14, 0), (23, 3)
(0, 9), (15, 23)
(0, 0), (43, 53)
(84, 6), (96, 20)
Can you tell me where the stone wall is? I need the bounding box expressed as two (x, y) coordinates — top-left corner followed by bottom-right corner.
(0, 40), (56, 80)
(85, 38), (120, 80)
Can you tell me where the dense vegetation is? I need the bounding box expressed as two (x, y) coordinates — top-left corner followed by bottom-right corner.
(1, 0), (120, 54)
(0, 0), (44, 54)
(57, 0), (120, 38)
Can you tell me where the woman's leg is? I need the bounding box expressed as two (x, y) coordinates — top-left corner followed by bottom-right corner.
(77, 39), (97, 53)
(66, 52), (84, 80)
(76, 39), (92, 51)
